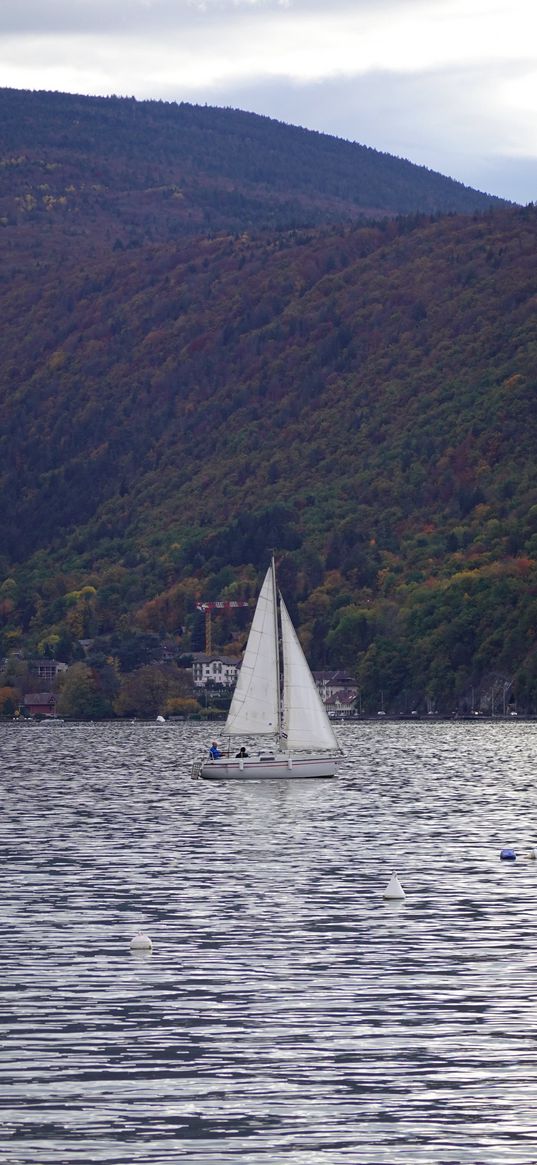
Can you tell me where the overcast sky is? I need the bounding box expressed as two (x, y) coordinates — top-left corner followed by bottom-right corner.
(2, 0), (536, 203)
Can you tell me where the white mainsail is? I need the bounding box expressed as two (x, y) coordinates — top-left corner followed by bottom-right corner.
(280, 596), (339, 752)
(224, 564), (279, 737)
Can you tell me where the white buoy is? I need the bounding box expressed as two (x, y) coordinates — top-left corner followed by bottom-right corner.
(156, 715), (165, 723)
(524, 847), (537, 860)
(383, 874), (406, 900)
(130, 933), (153, 951)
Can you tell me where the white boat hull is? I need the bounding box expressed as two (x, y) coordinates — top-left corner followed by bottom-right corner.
(195, 753), (336, 780)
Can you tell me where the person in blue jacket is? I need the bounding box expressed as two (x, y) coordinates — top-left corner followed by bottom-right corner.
(209, 741), (222, 759)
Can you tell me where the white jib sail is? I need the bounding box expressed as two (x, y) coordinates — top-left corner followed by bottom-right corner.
(225, 564), (280, 737)
(280, 596), (339, 752)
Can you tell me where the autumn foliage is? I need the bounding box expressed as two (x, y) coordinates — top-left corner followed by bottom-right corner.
(1, 89), (536, 713)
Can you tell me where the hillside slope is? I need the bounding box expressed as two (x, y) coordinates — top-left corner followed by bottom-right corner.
(0, 87), (508, 270)
(1, 201), (537, 712)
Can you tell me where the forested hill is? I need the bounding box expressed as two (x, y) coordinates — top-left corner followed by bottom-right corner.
(1, 190), (537, 713)
(0, 87), (507, 264)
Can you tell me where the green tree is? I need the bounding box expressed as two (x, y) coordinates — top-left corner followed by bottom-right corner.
(0, 686), (17, 717)
(325, 606), (374, 667)
(114, 664), (170, 717)
(57, 662), (112, 719)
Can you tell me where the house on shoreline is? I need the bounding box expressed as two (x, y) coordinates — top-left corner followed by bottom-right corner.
(22, 691), (58, 717)
(312, 670), (359, 711)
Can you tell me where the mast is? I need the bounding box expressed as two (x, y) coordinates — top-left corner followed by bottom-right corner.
(271, 555), (283, 744)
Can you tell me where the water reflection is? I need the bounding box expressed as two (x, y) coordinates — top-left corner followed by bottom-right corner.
(1, 720), (537, 1162)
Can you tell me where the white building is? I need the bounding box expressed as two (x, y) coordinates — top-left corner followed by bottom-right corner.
(313, 670), (358, 705)
(192, 653), (240, 688)
(324, 690), (359, 718)
(30, 659), (69, 683)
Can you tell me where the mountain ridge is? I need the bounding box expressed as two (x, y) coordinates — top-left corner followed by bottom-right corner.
(0, 88), (535, 715)
(0, 87), (509, 266)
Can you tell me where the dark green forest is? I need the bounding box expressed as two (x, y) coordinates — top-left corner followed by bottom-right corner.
(1, 88), (536, 716)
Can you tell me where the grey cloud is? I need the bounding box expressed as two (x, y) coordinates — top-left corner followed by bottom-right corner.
(0, 0), (434, 36)
(465, 156), (536, 205)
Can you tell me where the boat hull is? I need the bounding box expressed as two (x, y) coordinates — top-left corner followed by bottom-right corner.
(196, 753), (337, 780)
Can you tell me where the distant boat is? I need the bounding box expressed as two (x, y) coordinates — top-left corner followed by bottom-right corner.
(193, 558), (340, 780)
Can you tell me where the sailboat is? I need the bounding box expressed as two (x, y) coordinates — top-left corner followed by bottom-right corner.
(193, 558), (340, 780)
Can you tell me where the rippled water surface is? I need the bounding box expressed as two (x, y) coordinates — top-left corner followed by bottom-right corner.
(2, 719), (537, 1164)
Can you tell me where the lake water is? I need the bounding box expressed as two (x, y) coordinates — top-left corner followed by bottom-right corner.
(1, 719), (537, 1165)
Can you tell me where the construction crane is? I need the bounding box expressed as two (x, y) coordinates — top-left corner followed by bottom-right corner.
(195, 599), (249, 654)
